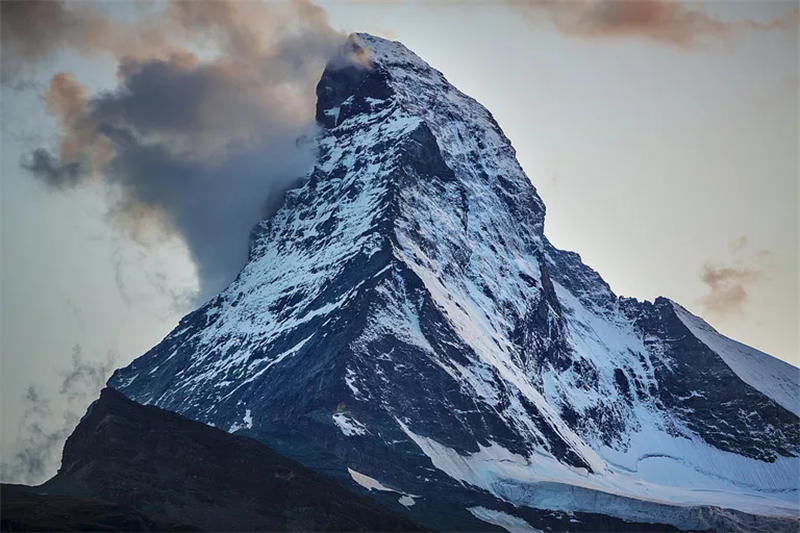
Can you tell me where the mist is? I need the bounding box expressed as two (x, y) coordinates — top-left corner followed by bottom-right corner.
(0, 346), (116, 485)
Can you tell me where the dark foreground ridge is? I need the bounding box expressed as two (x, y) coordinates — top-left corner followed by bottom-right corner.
(2, 387), (791, 532)
(1, 388), (422, 532)
(0, 388), (703, 532)
(1, 484), (198, 532)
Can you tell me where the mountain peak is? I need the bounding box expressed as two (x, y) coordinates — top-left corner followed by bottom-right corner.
(109, 35), (799, 531)
(351, 33), (428, 68)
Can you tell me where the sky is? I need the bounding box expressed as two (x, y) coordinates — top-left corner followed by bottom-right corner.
(0, 0), (797, 484)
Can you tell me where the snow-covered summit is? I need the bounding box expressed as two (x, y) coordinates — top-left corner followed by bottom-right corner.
(109, 33), (799, 531)
(353, 33), (431, 70)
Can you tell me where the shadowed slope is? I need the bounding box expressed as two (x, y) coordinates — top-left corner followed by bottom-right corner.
(8, 388), (422, 532)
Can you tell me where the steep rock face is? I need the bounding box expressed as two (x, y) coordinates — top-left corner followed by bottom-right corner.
(109, 34), (799, 529)
(623, 298), (797, 461)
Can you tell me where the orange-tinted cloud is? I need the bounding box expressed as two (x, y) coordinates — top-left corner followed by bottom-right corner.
(0, 1), (112, 76)
(506, 0), (797, 48)
(699, 263), (760, 315)
(0, 0), (178, 82)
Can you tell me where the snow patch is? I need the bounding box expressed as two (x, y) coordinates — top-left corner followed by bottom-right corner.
(333, 412), (368, 436)
(348, 467), (394, 491)
(398, 495), (415, 507)
(348, 467), (419, 506)
(468, 507), (541, 533)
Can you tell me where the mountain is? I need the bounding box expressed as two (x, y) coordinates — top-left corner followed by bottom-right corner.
(1, 388), (421, 532)
(107, 33), (799, 531)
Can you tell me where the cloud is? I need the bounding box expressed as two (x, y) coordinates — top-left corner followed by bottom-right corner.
(741, 9), (800, 32)
(699, 263), (760, 315)
(10, 1), (365, 302)
(22, 148), (84, 189)
(0, 0), (179, 83)
(506, 0), (797, 47)
(0, 346), (116, 485)
(728, 235), (749, 253)
(0, 0), (110, 81)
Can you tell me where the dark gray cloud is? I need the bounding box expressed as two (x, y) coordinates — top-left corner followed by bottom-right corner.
(9, 1), (364, 302)
(22, 148), (84, 189)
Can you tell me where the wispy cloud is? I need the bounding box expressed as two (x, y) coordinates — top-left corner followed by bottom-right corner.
(700, 263), (760, 315)
(728, 235), (749, 253)
(504, 0), (798, 48)
(0, 346), (116, 485)
(699, 236), (767, 316)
